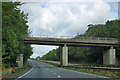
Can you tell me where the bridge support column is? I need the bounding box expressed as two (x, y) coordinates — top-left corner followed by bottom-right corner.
(103, 46), (116, 65)
(60, 44), (68, 66)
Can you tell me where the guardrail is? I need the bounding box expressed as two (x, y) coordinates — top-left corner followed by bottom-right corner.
(24, 35), (119, 42)
(42, 60), (120, 71)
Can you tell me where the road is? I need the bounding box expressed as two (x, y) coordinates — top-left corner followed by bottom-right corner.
(15, 60), (111, 79)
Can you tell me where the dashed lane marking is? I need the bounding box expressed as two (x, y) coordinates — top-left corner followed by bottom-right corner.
(37, 61), (62, 78)
(58, 76), (61, 78)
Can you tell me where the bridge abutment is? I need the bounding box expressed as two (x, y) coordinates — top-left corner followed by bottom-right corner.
(60, 44), (68, 66)
(103, 46), (116, 65)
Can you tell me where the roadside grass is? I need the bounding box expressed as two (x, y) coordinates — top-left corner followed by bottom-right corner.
(61, 67), (119, 78)
(2, 62), (32, 78)
(38, 60), (120, 78)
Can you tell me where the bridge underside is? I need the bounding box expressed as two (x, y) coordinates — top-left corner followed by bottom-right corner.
(24, 38), (118, 66)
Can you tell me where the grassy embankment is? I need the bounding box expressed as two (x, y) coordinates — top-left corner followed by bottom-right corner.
(2, 62), (32, 78)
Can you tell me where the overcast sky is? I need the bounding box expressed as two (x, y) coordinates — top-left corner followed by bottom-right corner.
(20, 0), (119, 58)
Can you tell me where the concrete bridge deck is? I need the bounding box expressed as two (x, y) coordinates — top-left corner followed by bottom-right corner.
(24, 37), (119, 47)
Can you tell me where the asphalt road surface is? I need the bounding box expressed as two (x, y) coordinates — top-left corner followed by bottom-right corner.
(15, 60), (111, 80)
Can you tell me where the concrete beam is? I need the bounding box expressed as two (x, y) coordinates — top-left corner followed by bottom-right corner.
(103, 46), (116, 65)
(24, 38), (119, 47)
(60, 44), (68, 66)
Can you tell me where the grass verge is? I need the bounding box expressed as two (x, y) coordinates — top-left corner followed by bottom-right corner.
(2, 62), (32, 78)
(61, 67), (119, 78)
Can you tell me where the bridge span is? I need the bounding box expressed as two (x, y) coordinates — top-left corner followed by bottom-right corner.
(24, 37), (118, 47)
(24, 35), (119, 66)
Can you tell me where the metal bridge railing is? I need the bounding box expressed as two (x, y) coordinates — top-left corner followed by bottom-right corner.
(73, 37), (119, 42)
(27, 35), (73, 39)
(25, 35), (119, 43)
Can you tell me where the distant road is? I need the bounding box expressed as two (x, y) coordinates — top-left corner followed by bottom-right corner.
(15, 60), (110, 79)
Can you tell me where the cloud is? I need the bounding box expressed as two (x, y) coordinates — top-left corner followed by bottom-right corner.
(31, 45), (58, 58)
(30, 53), (40, 58)
(21, 0), (116, 36)
(20, 0), (117, 58)
(12, 0), (120, 2)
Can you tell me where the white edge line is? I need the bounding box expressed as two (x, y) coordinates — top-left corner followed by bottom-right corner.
(15, 65), (34, 80)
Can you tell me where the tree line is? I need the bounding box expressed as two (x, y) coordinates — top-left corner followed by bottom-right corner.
(41, 20), (120, 64)
(2, 2), (33, 68)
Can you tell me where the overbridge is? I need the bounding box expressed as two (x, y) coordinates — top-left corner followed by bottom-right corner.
(24, 35), (119, 66)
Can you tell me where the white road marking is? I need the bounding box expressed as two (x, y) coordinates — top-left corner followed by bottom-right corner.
(38, 61), (63, 78)
(59, 67), (108, 78)
(58, 76), (61, 78)
(38, 62), (58, 77)
(15, 65), (34, 80)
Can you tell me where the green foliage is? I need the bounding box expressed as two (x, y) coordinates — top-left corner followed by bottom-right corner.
(41, 49), (59, 61)
(41, 19), (120, 64)
(2, 2), (33, 67)
(23, 45), (33, 63)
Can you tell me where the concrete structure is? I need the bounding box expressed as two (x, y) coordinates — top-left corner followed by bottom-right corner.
(16, 54), (23, 67)
(103, 47), (116, 65)
(60, 44), (68, 66)
(24, 36), (119, 66)
(24, 37), (118, 47)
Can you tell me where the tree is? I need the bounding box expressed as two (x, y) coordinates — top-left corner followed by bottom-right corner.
(2, 2), (33, 67)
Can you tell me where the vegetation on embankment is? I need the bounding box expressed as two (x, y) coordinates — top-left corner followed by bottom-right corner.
(2, 2), (33, 68)
(41, 20), (120, 65)
(62, 67), (120, 78)
(2, 61), (32, 78)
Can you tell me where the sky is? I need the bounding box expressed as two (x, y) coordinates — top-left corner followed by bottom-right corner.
(19, 0), (119, 58)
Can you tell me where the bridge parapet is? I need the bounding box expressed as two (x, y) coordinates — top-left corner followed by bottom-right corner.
(73, 37), (119, 43)
(25, 35), (119, 43)
(25, 35), (73, 39)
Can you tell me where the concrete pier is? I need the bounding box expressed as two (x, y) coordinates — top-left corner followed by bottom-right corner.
(103, 47), (116, 65)
(60, 44), (68, 66)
